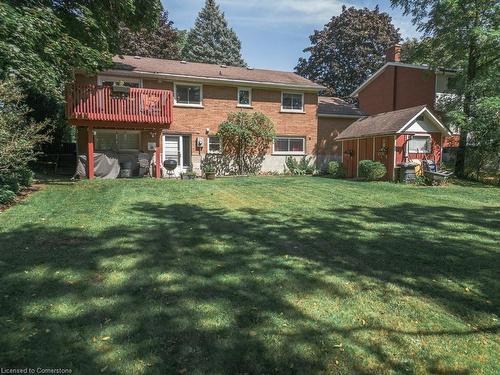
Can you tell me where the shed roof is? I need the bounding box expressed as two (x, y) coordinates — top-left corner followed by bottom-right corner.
(336, 105), (450, 140)
(109, 55), (325, 90)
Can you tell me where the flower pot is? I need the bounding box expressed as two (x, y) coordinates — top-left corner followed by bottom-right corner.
(205, 172), (216, 180)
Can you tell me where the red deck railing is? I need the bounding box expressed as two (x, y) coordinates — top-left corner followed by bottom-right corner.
(66, 85), (173, 124)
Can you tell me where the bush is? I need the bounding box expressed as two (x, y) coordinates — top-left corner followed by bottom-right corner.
(327, 161), (344, 178)
(0, 173), (20, 193)
(285, 156), (315, 175)
(358, 160), (386, 181)
(15, 168), (34, 188)
(0, 187), (16, 204)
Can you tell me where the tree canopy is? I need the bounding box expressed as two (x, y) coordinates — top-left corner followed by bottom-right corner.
(0, 0), (164, 149)
(182, 0), (246, 67)
(118, 11), (181, 60)
(295, 6), (401, 98)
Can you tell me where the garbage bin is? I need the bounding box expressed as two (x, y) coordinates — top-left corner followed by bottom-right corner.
(399, 162), (417, 183)
(120, 160), (133, 178)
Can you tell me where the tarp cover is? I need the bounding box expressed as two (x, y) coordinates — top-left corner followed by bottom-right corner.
(77, 152), (120, 179)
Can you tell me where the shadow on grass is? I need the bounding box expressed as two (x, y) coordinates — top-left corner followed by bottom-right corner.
(0, 201), (498, 374)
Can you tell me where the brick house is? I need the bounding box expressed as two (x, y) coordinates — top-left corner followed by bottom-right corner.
(351, 45), (458, 118)
(67, 55), (327, 178)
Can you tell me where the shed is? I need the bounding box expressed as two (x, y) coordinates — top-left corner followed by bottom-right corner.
(335, 105), (451, 180)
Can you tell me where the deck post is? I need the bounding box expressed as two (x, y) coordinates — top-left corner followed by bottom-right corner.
(155, 130), (162, 179)
(87, 125), (94, 180)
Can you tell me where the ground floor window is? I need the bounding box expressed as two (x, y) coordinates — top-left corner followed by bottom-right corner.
(207, 136), (222, 153)
(95, 130), (141, 152)
(408, 135), (431, 153)
(273, 137), (305, 154)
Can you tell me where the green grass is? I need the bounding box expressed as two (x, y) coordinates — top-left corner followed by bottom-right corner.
(0, 177), (499, 374)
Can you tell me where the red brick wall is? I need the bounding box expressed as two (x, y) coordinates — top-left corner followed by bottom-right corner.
(358, 67), (395, 115)
(395, 67), (436, 111)
(143, 79), (318, 155)
(358, 66), (436, 115)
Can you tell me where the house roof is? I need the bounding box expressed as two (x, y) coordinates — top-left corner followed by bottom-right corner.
(317, 97), (367, 118)
(350, 62), (458, 97)
(336, 105), (450, 140)
(108, 55), (325, 91)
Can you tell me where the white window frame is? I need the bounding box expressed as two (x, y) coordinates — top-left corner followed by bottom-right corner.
(237, 87), (252, 107)
(281, 92), (304, 113)
(408, 134), (432, 154)
(207, 136), (222, 154)
(174, 82), (203, 108)
(272, 137), (306, 155)
(97, 75), (143, 87)
(94, 129), (141, 152)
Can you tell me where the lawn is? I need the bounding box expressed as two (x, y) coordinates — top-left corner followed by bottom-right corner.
(0, 177), (499, 374)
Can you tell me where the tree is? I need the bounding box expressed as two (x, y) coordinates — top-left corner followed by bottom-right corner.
(118, 11), (181, 60)
(295, 6), (400, 98)
(390, 0), (500, 177)
(182, 0), (246, 67)
(0, 79), (51, 201)
(216, 112), (276, 174)
(0, 0), (163, 149)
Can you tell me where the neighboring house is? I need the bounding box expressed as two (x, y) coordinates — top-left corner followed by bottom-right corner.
(351, 45), (458, 118)
(336, 105), (451, 180)
(333, 45), (458, 180)
(67, 55), (325, 178)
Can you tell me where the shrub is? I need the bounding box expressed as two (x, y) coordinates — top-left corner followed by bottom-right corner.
(0, 173), (20, 193)
(217, 112), (276, 174)
(327, 161), (344, 178)
(285, 156), (315, 175)
(15, 168), (34, 188)
(0, 187), (16, 204)
(358, 160), (386, 181)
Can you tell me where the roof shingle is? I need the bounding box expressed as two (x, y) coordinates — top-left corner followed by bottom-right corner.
(317, 97), (366, 117)
(111, 55), (324, 90)
(336, 105), (427, 140)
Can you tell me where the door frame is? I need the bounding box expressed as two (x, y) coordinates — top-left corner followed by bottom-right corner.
(162, 134), (189, 176)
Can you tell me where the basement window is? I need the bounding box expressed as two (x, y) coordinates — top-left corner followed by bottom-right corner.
(273, 137), (305, 155)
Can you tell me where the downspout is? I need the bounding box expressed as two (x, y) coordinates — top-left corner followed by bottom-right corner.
(392, 66), (398, 111)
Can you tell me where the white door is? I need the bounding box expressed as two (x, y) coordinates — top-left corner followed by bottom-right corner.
(163, 135), (183, 176)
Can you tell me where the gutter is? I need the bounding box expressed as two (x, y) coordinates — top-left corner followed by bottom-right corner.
(317, 113), (365, 119)
(103, 69), (326, 92)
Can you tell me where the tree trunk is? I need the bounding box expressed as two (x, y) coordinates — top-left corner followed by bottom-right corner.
(455, 14), (479, 178)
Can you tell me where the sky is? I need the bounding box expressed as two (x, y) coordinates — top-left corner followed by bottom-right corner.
(162, 0), (420, 72)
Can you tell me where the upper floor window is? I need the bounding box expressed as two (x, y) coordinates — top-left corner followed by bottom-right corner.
(98, 76), (142, 88)
(174, 83), (203, 107)
(237, 88), (252, 107)
(273, 137), (305, 155)
(408, 135), (431, 153)
(281, 92), (304, 112)
(207, 136), (222, 153)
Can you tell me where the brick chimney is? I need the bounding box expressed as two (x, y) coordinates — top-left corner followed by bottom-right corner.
(385, 44), (401, 62)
